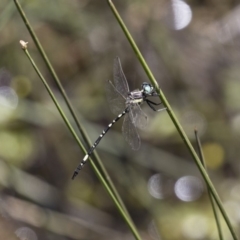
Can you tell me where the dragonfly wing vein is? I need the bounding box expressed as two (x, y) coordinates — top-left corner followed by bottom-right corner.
(106, 80), (126, 115)
(113, 57), (129, 98)
(122, 111), (140, 150)
(130, 104), (148, 130)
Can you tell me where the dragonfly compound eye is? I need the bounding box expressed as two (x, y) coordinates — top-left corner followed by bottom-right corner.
(142, 83), (153, 94)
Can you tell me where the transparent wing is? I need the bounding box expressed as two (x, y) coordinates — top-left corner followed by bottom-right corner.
(129, 104), (148, 130)
(122, 111), (140, 150)
(105, 80), (126, 115)
(113, 57), (129, 98)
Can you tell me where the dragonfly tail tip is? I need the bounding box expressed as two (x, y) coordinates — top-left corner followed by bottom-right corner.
(71, 171), (78, 180)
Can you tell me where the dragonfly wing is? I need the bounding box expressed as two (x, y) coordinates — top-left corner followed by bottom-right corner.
(113, 57), (129, 98)
(105, 80), (126, 115)
(130, 104), (148, 130)
(122, 111), (140, 150)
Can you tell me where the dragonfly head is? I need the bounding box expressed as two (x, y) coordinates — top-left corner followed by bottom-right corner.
(142, 82), (154, 95)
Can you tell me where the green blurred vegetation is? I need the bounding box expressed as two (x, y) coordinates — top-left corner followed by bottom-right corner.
(0, 0), (240, 239)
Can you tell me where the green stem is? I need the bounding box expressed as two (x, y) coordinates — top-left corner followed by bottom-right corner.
(13, 0), (132, 225)
(195, 130), (223, 240)
(107, 1), (237, 239)
(21, 45), (142, 240)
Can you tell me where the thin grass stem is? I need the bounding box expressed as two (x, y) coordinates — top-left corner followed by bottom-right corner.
(20, 41), (142, 240)
(107, 1), (238, 239)
(195, 129), (223, 240)
(13, 0), (133, 224)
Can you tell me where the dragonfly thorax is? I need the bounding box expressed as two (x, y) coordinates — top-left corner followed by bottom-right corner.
(142, 82), (154, 95)
(126, 90), (144, 105)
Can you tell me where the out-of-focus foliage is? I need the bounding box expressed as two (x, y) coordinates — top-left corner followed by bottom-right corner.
(0, 0), (240, 239)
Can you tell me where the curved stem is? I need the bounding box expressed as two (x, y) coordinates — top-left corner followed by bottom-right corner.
(13, 0), (133, 227)
(107, 1), (238, 239)
(195, 130), (223, 240)
(22, 46), (142, 240)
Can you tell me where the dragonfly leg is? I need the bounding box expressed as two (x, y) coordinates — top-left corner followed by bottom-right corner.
(146, 99), (166, 112)
(146, 99), (162, 105)
(151, 92), (160, 97)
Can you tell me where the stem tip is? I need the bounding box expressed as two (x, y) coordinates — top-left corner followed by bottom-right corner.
(19, 40), (28, 50)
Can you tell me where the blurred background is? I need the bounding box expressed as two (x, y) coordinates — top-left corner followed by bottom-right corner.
(0, 0), (240, 239)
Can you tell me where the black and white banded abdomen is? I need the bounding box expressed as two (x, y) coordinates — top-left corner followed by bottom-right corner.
(72, 108), (128, 179)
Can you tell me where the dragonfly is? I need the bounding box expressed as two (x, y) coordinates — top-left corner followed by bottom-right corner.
(72, 57), (165, 179)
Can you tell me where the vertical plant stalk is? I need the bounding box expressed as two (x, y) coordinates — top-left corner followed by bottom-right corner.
(13, 0), (132, 224)
(20, 41), (142, 240)
(195, 129), (223, 240)
(107, 1), (238, 239)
